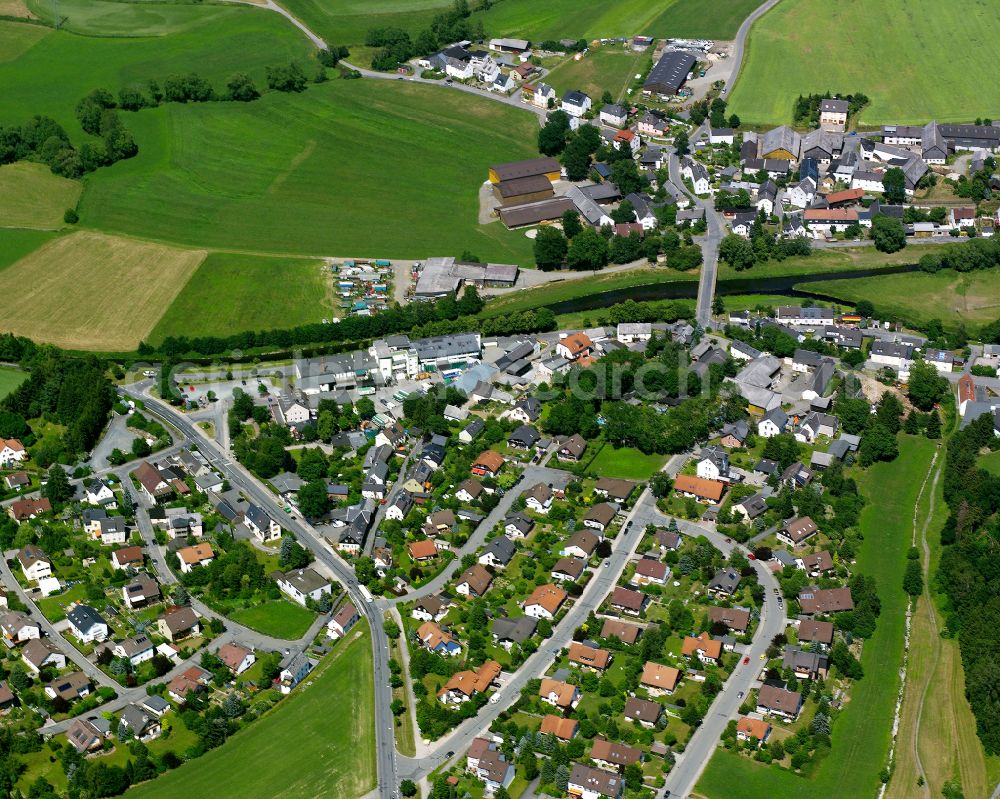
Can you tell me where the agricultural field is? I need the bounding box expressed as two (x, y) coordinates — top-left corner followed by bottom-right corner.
(0, 231), (205, 351)
(479, 0), (761, 42)
(0, 13), (312, 137)
(280, 0), (760, 47)
(79, 78), (539, 262)
(796, 269), (1000, 329)
(0, 162), (81, 229)
(0, 366), (28, 400)
(24, 0), (271, 37)
(584, 444), (668, 480)
(148, 252), (333, 344)
(698, 436), (936, 799)
(543, 45), (649, 104)
(132, 624), (376, 799)
(229, 599), (315, 639)
(0, 229), (59, 272)
(727, 0), (1000, 125)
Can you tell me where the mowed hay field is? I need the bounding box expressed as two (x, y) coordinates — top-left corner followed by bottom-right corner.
(543, 46), (650, 103)
(0, 162), (81, 230)
(148, 252), (332, 344)
(727, 0), (1000, 125)
(80, 78), (540, 262)
(132, 624), (376, 799)
(698, 437), (936, 799)
(0, 14), (311, 137)
(0, 231), (205, 351)
(281, 0), (763, 47)
(796, 269), (1000, 329)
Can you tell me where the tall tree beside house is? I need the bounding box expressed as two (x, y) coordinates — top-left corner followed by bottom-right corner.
(43, 465), (73, 505)
(538, 111), (571, 156)
(297, 480), (330, 519)
(561, 136), (593, 181)
(561, 209), (582, 239)
(611, 158), (643, 195)
(882, 167), (907, 204)
(534, 226), (568, 271)
(673, 130), (689, 156)
(566, 227), (610, 271)
(871, 214), (906, 253)
(925, 409), (942, 439)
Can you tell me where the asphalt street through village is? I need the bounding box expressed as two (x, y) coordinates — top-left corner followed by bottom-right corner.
(116, 384), (787, 798)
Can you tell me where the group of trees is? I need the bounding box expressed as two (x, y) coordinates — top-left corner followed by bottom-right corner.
(177, 539), (276, 607)
(792, 92), (869, 128)
(917, 235), (1000, 275)
(689, 96), (739, 130)
(937, 412), (1000, 753)
(367, 0), (482, 71)
(718, 219), (812, 271)
(2, 350), (115, 464)
(951, 156), (996, 202)
(870, 213), (907, 253)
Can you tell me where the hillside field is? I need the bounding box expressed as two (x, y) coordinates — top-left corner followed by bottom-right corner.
(727, 0), (1000, 124)
(281, 0), (763, 47)
(148, 252), (333, 344)
(0, 231), (205, 351)
(131, 624), (375, 799)
(796, 269), (1000, 329)
(0, 13), (312, 137)
(79, 77), (539, 262)
(697, 437), (936, 799)
(543, 46), (649, 103)
(0, 162), (81, 229)
(0, 229), (59, 272)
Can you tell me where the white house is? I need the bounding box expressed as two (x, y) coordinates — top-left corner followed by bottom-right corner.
(696, 447), (729, 481)
(851, 170), (884, 193)
(560, 90), (592, 118)
(275, 567), (333, 607)
(599, 103), (627, 127)
(758, 408), (789, 438)
(84, 480), (116, 508)
(17, 545), (51, 582)
(786, 177), (816, 208)
(245, 504), (281, 542)
(710, 128), (735, 145)
(533, 83), (557, 108)
(0, 439), (27, 468)
(66, 605), (109, 644)
(616, 323), (652, 343)
(870, 340), (914, 371)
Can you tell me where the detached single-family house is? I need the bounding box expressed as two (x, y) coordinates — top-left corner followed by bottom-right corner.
(757, 684), (803, 721)
(568, 764), (623, 799)
(641, 661), (680, 696)
(66, 605), (109, 644)
(158, 605), (201, 642)
(177, 543), (214, 573)
(736, 716), (772, 746)
(21, 638), (65, 673)
(682, 631), (722, 665)
(17, 545), (52, 582)
(416, 622), (462, 656)
(122, 573), (160, 610)
(1, 611), (40, 646)
(568, 641), (611, 672)
(624, 696), (663, 728)
(777, 516), (818, 548)
(583, 503), (617, 533)
(524, 482), (553, 514)
(327, 603), (360, 639)
(561, 90), (592, 117)
(455, 564), (493, 597)
(609, 586), (646, 616)
(275, 567), (332, 607)
(479, 536), (516, 568)
(539, 678), (580, 710)
(523, 584), (567, 620)
(217, 642), (256, 674)
(561, 529), (600, 559)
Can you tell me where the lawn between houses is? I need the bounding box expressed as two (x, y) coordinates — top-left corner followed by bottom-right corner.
(0, 365), (28, 400)
(727, 0), (1000, 125)
(696, 436), (936, 799)
(229, 599), (316, 640)
(131, 623), (376, 799)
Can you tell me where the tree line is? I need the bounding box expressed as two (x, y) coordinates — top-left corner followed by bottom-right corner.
(366, 0), (482, 71)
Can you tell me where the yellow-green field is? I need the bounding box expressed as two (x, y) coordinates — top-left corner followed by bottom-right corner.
(0, 230), (205, 351)
(796, 269), (1000, 329)
(0, 161), (81, 229)
(728, 0), (1000, 124)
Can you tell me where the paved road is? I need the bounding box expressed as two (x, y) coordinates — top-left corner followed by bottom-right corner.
(120, 383), (400, 799)
(720, 0), (786, 101)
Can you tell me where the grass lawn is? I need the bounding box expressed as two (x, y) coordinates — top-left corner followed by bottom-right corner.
(0, 230), (205, 351)
(36, 582), (88, 622)
(0, 366), (28, 400)
(0, 162), (81, 230)
(79, 77), (538, 263)
(0, 15), (312, 138)
(585, 444), (667, 481)
(279, 0), (451, 48)
(727, 0), (1000, 124)
(697, 436), (936, 799)
(131, 624), (376, 799)
(230, 599), (315, 640)
(148, 252), (332, 344)
(978, 450), (1000, 477)
(543, 46), (649, 103)
(795, 269), (1000, 329)
(716, 245), (920, 281)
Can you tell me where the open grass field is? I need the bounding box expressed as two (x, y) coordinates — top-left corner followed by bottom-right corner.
(148, 252), (332, 343)
(0, 162), (81, 230)
(543, 46), (649, 103)
(281, 0), (761, 47)
(478, 0), (762, 42)
(585, 444), (668, 480)
(796, 269), (1000, 329)
(24, 0), (269, 37)
(0, 230), (205, 351)
(885, 452), (998, 799)
(698, 436), (936, 799)
(717, 245), (919, 281)
(0, 14), (312, 137)
(79, 78), (538, 262)
(132, 623), (376, 799)
(727, 0), (1000, 125)
(229, 599), (315, 639)
(0, 367), (28, 400)
(978, 450), (1000, 477)
(0, 229), (59, 271)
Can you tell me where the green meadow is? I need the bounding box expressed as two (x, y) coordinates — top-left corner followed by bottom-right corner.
(79, 77), (539, 261)
(148, 252), (333, 343)
(727, 0), (1000, 124)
